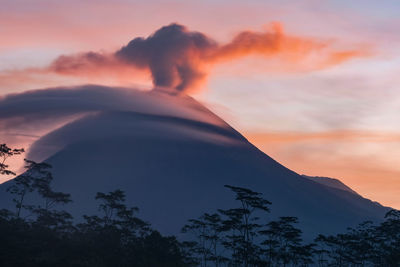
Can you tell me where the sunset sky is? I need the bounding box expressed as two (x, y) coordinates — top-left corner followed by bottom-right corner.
(1, 0), (400, 208)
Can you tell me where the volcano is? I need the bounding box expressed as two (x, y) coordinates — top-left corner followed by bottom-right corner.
(0, 85), (389, 239)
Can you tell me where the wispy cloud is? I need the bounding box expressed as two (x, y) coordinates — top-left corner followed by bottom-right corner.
(0, 84), (228, 140)
(245, 129), (400, 207)
(0, 23), (371, 94)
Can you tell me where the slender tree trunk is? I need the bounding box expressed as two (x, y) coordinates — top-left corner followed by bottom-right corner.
(16, 191), (26, 218)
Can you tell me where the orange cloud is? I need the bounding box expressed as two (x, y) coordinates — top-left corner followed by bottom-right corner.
(211, 23), (322, 60)
(39, 23), (370, 94)
(49, 52), (151, 81)
(0, 23), (371, 94)
(210, 23), (370, 70)
(0, 59), (151, 93)
(246, 130), (400, 144)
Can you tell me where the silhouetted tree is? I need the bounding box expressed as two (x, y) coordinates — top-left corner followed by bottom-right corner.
(374, 209), (400, 266)
(313, 234), (330, 267)
(182, 185), (319, 267)
(75, 189), (186, 267)
(6, 159), (72, 225)
(260, 216), (314, 266)
(6, 159), (47, 218)
(343, 221), (375, 265)
(313, 210), (400, 267)
(29, 161), (73, 230)
(1, 147), (399, 267)
(182, 215), (212, 266)
(0, 143), (24, 176)
(217, 185), (271, 266)
(80, 190), (149, 234)
(182, 213), (227, 267)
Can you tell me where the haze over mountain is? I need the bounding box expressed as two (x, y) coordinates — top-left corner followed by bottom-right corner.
(0, 85), (389, 239)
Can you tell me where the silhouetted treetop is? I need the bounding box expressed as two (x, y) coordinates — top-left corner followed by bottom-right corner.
(0, 144), (24, 176)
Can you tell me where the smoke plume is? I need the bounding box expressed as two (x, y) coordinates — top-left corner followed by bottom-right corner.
(49, 23), (369, 93)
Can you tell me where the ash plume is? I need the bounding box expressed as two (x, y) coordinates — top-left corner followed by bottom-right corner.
(49, 23), (369, 93)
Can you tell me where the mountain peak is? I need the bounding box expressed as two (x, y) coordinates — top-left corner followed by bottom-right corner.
(0, 85), (390, 240)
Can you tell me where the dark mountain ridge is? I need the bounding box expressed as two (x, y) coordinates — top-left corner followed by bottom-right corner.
(0, 86), (389, 240)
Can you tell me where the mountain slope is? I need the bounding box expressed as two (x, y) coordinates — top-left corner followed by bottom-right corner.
(303, 175), (360, 196)
(0, 87), (389, 239)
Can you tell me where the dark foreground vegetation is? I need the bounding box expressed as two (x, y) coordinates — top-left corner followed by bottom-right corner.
(1, 144), (399, 266)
